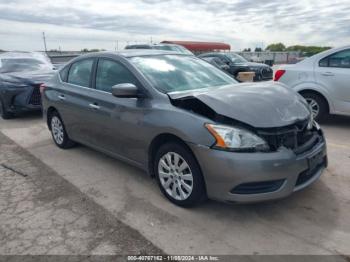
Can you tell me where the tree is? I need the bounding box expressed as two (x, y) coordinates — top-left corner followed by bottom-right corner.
(286, 45), (331, 56)
(254, 47), (262, 52)
(243, 48), (251, 52)
(265, 43), (286, 52)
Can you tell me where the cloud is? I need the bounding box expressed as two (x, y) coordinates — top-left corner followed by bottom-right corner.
(0, 0), (349, 51)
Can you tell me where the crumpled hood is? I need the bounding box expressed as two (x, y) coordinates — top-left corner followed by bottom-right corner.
(168, 82), (310, 128)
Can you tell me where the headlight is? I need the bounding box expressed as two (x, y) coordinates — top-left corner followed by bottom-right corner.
(205, 124), (269, 152)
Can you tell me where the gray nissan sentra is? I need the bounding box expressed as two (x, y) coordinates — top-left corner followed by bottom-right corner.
(42, 50), (327, 206)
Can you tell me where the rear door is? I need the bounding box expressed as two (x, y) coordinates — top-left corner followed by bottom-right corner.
(55, 58), (99, 143)
(315, 49), (350, 114)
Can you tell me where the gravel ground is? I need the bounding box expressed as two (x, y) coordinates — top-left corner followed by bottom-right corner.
(0, 132), (162, 257)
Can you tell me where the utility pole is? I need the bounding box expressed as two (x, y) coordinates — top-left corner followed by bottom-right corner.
(115, 40), (119, 51)
(42, 32), (47, 53)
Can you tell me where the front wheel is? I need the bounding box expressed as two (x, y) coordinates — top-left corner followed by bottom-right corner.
(154, 142), (206, 207)
(301, 92), (328, 121)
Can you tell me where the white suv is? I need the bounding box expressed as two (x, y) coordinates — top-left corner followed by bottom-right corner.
(274, 46), (350, 120)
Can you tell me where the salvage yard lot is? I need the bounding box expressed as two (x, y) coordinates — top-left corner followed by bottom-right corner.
(1, 113), (350, 255)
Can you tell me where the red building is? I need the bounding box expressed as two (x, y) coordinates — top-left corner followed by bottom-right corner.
(161, 40), (230, 53)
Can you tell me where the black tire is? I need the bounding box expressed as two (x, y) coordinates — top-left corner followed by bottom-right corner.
(0, 98), (14, 120)
(154, 142), (206, 207)
(301, 92), (328, 122)
(49, 111), (75, 149)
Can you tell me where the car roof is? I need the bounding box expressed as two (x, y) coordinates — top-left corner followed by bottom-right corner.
(126, 43), (182, 48)
(77, 50), (191, 59)
(198, 52), (226, 57)
(0, 51), (52, 64)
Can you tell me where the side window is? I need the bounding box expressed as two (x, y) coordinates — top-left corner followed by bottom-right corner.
(212, 57), (224, 65)
(218, 56), (229, 64)
(95, 59), (139, 93)
(59, 66), (69, 82)
(319, 49), (350, 68)
(67, 59), (94, 87)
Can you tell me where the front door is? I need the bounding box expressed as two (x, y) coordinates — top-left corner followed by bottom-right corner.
(315, 49), (350, 114)
(87, 58), (150, 164)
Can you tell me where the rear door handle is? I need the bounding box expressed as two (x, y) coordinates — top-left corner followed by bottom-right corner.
(58, 94), (66, 100)
(321, 72), (334, 76)
(89, 103), (100, 110)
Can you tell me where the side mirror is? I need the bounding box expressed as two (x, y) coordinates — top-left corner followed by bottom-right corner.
(111, 83), (142, 98)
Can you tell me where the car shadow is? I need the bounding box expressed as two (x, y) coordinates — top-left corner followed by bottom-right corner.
(188, 177), (339, 249)
(320, 115), (350, 127)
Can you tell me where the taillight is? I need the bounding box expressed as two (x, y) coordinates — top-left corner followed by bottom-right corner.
(39, 83), (46, 94)
(274, 70), (286, 81)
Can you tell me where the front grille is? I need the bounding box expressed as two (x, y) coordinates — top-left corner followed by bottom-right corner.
(261, 67), (273, 79)
(28, 86), (41, 106)
(257, 119), (322, 154)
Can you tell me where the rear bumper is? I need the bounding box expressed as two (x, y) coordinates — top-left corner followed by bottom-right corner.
(189, 135), (327, 203)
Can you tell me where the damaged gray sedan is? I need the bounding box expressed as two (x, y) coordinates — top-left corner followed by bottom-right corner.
(42, 50), (327, 206)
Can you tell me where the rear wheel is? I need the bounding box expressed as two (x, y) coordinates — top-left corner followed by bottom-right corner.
(301, 92), (328, 121)
(154, 142), (206, 207)
(0, 98), (14, 120)
(49, 111), (75, 149)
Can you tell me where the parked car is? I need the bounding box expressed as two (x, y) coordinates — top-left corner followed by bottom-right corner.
(201, 56), (230, 72)
(0, 52), (55, 119)
(198, 52), (273, 81)
(125, 43), (193, 55)
(42, 50), (327, 207)
(274, 46), (350, 121)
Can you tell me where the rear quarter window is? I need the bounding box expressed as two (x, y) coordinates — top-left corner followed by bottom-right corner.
(67, 59), (94, 87)
(59, 66), (69, 82)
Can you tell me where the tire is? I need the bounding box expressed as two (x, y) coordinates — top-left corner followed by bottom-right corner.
(49, 111), (75, 149)
(154, 142), (206, 207)
(0, 98), (14, 120)
(301, 92), (328, 122)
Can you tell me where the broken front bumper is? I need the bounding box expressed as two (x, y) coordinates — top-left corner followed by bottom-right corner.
(189, 134), (327, 203)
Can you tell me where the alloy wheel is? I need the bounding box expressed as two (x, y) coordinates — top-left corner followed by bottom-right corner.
(306, 98), (320, 119)
(51, 116), (64, 145)
(158, 152), (193, 201)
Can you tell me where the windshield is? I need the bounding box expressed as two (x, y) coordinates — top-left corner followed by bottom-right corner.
(130, 55), (237, 93)
(226, 53), (247, 63)
(0, 58), (52, 73)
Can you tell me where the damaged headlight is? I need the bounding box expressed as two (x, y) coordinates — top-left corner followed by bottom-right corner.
(205, 124), (269, 152)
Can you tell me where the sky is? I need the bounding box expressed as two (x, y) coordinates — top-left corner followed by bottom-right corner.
(0, 0), (349, 51)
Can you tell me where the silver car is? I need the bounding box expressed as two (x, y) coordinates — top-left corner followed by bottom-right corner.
(274, 45), (350, 121)
(42, 50), (327, 206)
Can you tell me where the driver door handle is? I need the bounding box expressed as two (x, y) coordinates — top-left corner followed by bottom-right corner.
(321, 72), (334, 76)
(89, 103), (100, 110)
